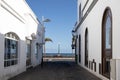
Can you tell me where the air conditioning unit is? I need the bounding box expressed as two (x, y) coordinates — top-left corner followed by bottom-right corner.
(110, 59), (120, 80)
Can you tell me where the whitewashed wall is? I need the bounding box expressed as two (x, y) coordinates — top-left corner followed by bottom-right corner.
(0, 34), (5, 80)
(76, 0), (120, 80)
(0, 0), (44, 80)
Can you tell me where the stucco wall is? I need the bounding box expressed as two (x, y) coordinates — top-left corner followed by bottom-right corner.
(0, 34), (5, 80)
(0, 5), (26, 40)
(76, 0), (120, 79)
(0, 0), (43, 80)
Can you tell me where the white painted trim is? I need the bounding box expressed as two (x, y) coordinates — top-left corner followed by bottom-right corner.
(23, 0), (37, 18)
(1, 0), (25, 23)
(29, 14), (39, 24)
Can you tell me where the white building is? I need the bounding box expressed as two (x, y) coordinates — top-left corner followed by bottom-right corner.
(72, 0), (120, 80)
(0, 0), (45, 80)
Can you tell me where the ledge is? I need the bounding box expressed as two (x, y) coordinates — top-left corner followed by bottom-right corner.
(1, 0), (25, 23)
(74, 0), (98, 31)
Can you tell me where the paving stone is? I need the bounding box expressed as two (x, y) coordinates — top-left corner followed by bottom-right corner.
(9, 61), (101, 80)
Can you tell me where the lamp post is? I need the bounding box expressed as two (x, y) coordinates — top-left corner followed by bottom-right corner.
(72, 30), (76, 50)
(42, 16), (51, 55)
(41, 16), (51, 67)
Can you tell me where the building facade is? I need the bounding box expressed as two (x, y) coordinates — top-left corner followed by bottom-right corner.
(72, 0), (120, 80)
(0, 0), (45, 80)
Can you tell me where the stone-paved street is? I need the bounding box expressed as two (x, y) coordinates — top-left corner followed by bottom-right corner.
(9, 61), (101, 80)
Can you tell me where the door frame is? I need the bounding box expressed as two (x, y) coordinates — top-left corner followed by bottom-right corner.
(79, 35), (81, 63)
(85, 28), (88, 67)
(26, 39), (32, 68)
(102, 7), (112, 78)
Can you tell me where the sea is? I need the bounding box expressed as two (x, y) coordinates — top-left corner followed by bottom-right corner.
(43, 53), (75, 57)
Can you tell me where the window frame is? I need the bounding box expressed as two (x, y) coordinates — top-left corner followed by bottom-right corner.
(4, 32), (19, 67)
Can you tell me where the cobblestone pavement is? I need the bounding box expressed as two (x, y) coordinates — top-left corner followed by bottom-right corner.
(9, 61), (101, 80)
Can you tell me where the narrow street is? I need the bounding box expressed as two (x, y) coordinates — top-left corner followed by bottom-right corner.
(9, 61), (101, 80)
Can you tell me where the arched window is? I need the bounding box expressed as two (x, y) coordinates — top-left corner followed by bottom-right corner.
(102, 8), (112, 78)
(4, 32), (19, 67)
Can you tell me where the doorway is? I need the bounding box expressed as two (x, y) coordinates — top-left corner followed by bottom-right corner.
(26, 39), (32, 68)
(85, 29), (88, 67)
(79, 35), (81, 63)
(102, 8), (112, 78)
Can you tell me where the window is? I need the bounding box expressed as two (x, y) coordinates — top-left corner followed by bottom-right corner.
(4, 32), (19, 67)
(105, 11), (111, 49)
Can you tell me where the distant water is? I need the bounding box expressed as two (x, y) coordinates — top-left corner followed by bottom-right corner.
(43, 53), (75, 57)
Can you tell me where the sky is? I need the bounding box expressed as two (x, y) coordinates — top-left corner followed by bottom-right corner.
(26, 0), (77, 53)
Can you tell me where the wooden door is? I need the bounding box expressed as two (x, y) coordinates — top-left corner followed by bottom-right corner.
(102, 8), (112, 78)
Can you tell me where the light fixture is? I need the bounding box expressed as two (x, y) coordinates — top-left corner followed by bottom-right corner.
(42, 16), (51, 25)
(43, 19), (51, 22)
(31, 33), (36, 39)
(72, 30), (75, 36)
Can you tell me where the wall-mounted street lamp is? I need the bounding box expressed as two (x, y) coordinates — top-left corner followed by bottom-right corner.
(72, 30), (75, 36)
(71, 30), (78, 49)
(71, 30), (78, 64)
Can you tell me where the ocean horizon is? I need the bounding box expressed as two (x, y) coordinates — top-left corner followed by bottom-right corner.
(43, 53), (75, 57)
